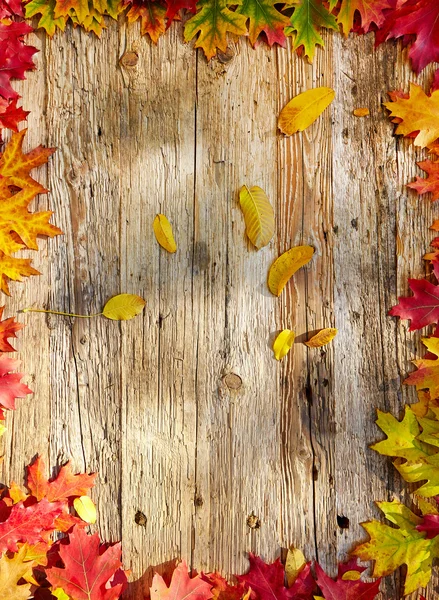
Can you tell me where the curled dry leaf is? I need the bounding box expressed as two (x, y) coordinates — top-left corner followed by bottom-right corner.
(304, 328), (337, 347)
(285, 546), (306, 587)
(268, 245), (314, 296)
(73, 496), (97, 524)
(353, 107), (370, 117)
(272, 330), (295, 361)
(278, 87), (335, 136)
(239, 185), (275, 249)
(153, 213), (177, 253)
(102, 294), (146, 321)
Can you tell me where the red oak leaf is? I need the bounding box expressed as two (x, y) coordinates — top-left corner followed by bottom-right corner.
(27, 455), (96, 502)
(0, 305), (23, 352)
(416, 514), (439, 538)
(376, 0), (439, 73)
(0, 98), (28, 133)
(46, 526), (127, 600)
(0, 21), (37, 100)
(0, 498), (63, 552)
(0, 356), (32, 414)
(151, 560), (213, 600)
(389, 278), (439, 330)
(315, 561), (381, 600)
(237, 554), (314, 600)
(336, 0), (392, 35)
(408, 160), (439, 201)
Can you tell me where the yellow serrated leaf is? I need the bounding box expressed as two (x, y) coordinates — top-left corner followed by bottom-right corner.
(102, 294), (146, 321)
(341, 570), (361, 581)
(153, 214), (177, 253)
(278, 87), (335, 136)
(268, 245), (314, 296)
(273, 330), (295, 360)
(285, 546), (306, 586)
(304, 328), (337, 348)
(73, 495), (97, 524)
(239, 185), (275, 249)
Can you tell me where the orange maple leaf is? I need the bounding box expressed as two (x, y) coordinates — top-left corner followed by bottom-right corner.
(0, 306), (23, 352)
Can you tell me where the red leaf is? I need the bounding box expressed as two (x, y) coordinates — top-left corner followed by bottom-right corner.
(0, 98), (28, 133)
(0, 0), (23, 18)
(416, 514), (439, 538)
(0, 356), (32, 411)
(201, 572), (246, 600)
(164, 0), (196, 23)
(376, 0), (439, 73)
(389, 278), (439, 330)
(408, 160), (439, 202)
(151, 560), (213, 600)
(315, 561), (381, 600)
(0, 305), (23, 352)
(0, 21), (37, 100)
(27, 455), (96, 502)
(0, 498), (62, 552)
(46, 526), (127, 600)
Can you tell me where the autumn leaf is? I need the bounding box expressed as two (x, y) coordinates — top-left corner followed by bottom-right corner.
(0, 545), (34, 600)
(0, 252), (39, 295)
(0, 0), (23, 17)
(73, 496), (97, 524)
(153, 213), (177, 252)
(272, 330), (295, 360)
(151, 560), (213, 600)
(353, 107), (369, 117)
(0, 99), (29, 134)
(25, 0), (68, 36)
(184, 0), (248, 60)
(334, 0), (391, 35)
(27, 455), (96, 502)
(46, 526), (127, 600)
(0, 357), (32, 414)
(164, 0), (196, 22)
(0, 498), (63, 552)
(384, 83), (439, 150)
(285, 0), (337, 62)
(315, 559), (381, 600)
(0, 306), (23, 352)
(268, 245), (314, 296)
(201, 572), (246, 600)
(389, 276), (439, 331)
(408, 159), (439, 202)
(285, 546), (306, 587)
(236, 0), (289, 47)
(239, 185), (275, 249)
(278, 87), (334, 136)
(126, 0), (167, 42)
(353, 500), (438, 595)
(405, 337), (439, 399)
(371, 406), (429, 461)
(0, 22), (37, 100)
(102, 293), (146, 320)
(304, 328), (337, 347)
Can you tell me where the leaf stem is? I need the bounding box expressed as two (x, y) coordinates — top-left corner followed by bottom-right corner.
(21, 308), (103, 318)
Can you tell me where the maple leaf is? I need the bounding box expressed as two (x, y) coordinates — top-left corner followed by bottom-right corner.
(164, 0), (196, 22)
(331, 0), (391, 35)
(371, 406), (430, 461)
(354, 500), (439, 595)
(376, 0), (439, 73)
(384, 83), (439, 150)
(389, 276), (439, 331)
(236, 0), (289, 47)
(405, 337), (439, 399)
(0, 0), (23, 17)
(27, 455), (96, 502)
(184, 0), (248, 60)
(0, 356), (32, 413)
(0, 99), (28, 134)
(0, 22), (37, 100)
(47, 526), (127, 600)
(25, 0), (67, 36)
(285, 0), (337, 61)
(0, 306), (23, 352)
(0, 498), (63, 552)
(125, 0), (167, 42)
(315, 560), (381, 599)
(0, 251), (40, 295)
(152, 560), (213, 600)
(201, 572), (246, 600)
(0, 545), (34, 600)
(408, 159), (439, 202)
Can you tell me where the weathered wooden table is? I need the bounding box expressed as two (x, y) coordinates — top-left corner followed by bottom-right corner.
(4, 22), (435, 599)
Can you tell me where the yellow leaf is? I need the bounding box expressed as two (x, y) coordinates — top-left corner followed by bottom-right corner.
(102, 294), (146, 321)
(273, 330), (295, 360)
(239, 185), (275, 249)
(74, 495), (97, 524)
(341, 570), (361, 581)
(153, 214), (177, 253)
(353, 107), (370, 117)
(278, 87), (335, 136)
(304, 328), (337, 348)
(0, 422), (5, 437)
(53, 589), (70, 600)
(0, 545), (33, 600)
(285, 546), (306, 586)
(268, 245), (314, 296)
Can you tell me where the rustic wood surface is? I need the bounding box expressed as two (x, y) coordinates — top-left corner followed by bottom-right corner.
(2, 20), (436, 599)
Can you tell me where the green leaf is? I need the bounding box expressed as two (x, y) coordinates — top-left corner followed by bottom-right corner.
(285, 0), (337, 61)
(236, 0), (289, 46)
(25, 0), (67, 35)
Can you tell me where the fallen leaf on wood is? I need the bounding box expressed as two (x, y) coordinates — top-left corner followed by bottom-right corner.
(151, 559), (213, 600)
(102, 294), (146, 320)
(315, 559), (381, 600)
(0, 306), (23, 352)
(236, 0), (289, 47)
(304, 328), (337, 347)
(268, 245), (314, 296)
(27, 455), (96, 502)
(408, 159), (439, 201)
(389, 276), (439, 330)
(272, 330), (295, 360)
(153, 213), (177, 253)
(73, 496), (96, 524)
(353, 107), (369, 117)
(278, 87), (334, 136)
(239, 185), (275, 249)
(0, 545), (33, 600)
(285, 546), (306, 587)
(405, 337), (439, 399)
(0, 357), (32, 414)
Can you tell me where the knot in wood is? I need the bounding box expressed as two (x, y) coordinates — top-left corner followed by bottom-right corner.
(224, 373), (242, 390)
(120, 51), (139, 68)
(246, 512), (261, 530)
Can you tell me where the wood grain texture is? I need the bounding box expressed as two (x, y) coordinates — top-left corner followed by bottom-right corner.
(0, 20), (435, 599)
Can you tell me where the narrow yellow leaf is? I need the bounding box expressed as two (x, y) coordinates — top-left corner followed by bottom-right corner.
(278, 87), (335, 136)
(102, 294), (146, 321)
(153, 214), (177, 253)
(341, 570), (362, 581)
(273, 330), (295, 360)
(285, 546), (306, 586)
(73, 496), (97, 524)
(305, 328), (337, 348)
(239, 185), (275, 249)
(268, 245), (314, 296)
(353, 107), (369, 117)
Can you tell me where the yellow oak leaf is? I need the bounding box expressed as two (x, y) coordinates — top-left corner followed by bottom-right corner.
(102, 294), (146, 320)
(278, 87), (335, 136)
(272, 329), (295, 360)
(239, 185), (275, 250)
(304, 328), (337, 347)
(371, 406), (431, 461)
(0, 545), (34, 600)
(268, 245), (314, 296)
(153, 214), (177, 253)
